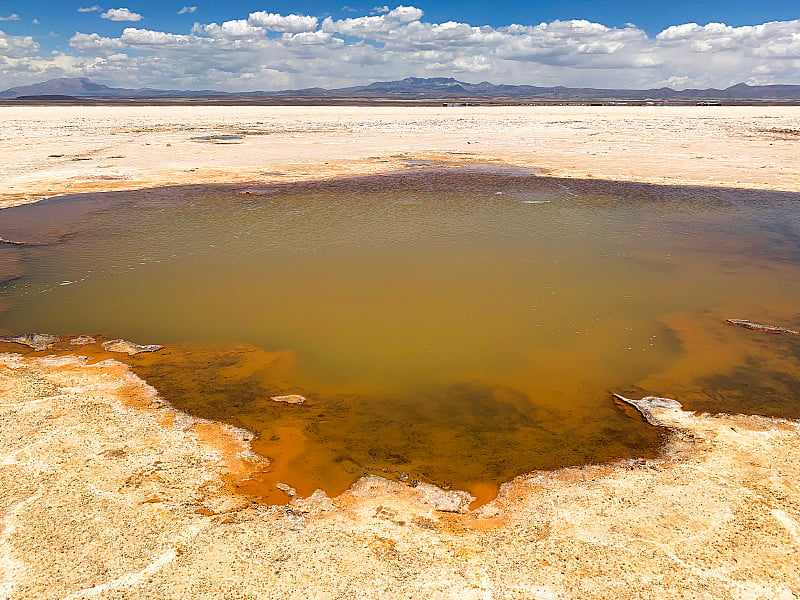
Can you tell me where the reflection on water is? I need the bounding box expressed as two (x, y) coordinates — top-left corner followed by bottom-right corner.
(1, 168), (799, 504)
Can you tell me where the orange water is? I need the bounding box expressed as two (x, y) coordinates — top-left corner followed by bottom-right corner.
(2, 168), (799, 503)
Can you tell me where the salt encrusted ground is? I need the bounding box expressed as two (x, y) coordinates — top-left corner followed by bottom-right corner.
(1, 106), (799, 210)
(2, 106), (800, 599)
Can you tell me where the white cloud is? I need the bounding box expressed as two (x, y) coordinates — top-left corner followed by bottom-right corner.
(120, 27), (193, 46)
(493, 20), (651, 68)
(101, 8), (143, 22)
(70, 32), (125, 54)
(247, 12), (319, 33)
(0, 29), (39, 58)
(0, 14), (21, 21)
(177, 6), (197, 15)
(321, 5), (423, 39)
(4, 8), (800, 92)
(283, 30), (343, 47)
(197, 20), (265, 40)
(32, 18), (39, 25)
(78, 5), (102, 12)
(657, 19), (800, 58)
(388, 6), (423, 22)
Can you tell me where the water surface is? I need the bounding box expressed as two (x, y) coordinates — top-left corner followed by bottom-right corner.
(2, 168), (799, 503)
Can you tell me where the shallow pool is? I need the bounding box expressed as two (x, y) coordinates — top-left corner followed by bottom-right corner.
(2, 167), (799, 503)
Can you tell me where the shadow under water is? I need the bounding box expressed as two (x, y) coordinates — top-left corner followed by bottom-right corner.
(2, 167), (800, 505)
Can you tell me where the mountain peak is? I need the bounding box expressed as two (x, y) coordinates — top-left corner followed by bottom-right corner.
(0, 77), (114, 98)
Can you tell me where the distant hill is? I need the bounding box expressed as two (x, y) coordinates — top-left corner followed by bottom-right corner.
(0, 77), (225, 99)
(3, 76), (800, 101)
(0, 77), (113, 98)
(313, 77), (800, 100)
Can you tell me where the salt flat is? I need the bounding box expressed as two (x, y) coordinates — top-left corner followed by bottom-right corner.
(1, 105), (799, 209)
(2, 105), (800, 599)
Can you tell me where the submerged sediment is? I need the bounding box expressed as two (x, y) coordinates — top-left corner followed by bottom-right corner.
(0, 334), (61, 352)
(725, 318), (800, 336)
(100, 339), (164, 355)
(1, 351), (799, 599)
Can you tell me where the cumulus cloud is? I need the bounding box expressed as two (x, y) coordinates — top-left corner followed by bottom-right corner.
(101, 7), (143, 22)
(70, 31), (125, 54)
(0, 29), (39, 57)
(321, 5), (423, 39)
(494, 20), (651, 68)
(284, 30), (343, 47)
(657, 19), (800, 58)
(196, 19), (265, 40)
(247, 12), (319, 33)
(119, 27), (193, 46)
(77, 5), (102, 12)
(0, 14), (20, 21)
(4, 8), (800, 92)
(177, 6), (196, 15)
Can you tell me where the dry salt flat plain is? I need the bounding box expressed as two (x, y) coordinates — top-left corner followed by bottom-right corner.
(1, 105), (799, 208)
(1, 105), (800, 599)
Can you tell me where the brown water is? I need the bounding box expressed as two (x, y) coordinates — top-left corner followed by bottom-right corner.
(2, 168), (800, 504)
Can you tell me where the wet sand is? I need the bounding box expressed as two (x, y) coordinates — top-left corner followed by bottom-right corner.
(1, 105), (799, 210)
(2, 106), (800, 597)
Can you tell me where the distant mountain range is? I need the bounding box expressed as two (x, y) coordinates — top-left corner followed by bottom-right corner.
(3, 76), (800, 101)
(0, 77), (222, 99)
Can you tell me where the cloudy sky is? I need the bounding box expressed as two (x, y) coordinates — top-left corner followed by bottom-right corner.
(1, 0), (799, 91)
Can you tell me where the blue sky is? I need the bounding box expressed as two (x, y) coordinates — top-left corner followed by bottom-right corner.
(3, 1), (799, 37)
(1, 1), (799, 90)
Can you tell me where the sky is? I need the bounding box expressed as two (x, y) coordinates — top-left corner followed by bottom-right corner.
(1, 1), (799, 91)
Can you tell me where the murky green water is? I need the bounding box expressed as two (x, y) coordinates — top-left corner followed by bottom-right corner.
(2, 168), (800, 503)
